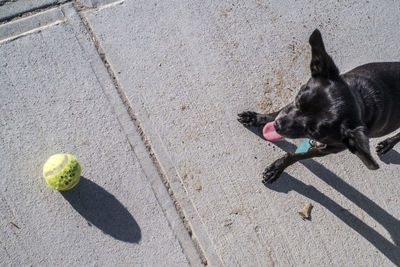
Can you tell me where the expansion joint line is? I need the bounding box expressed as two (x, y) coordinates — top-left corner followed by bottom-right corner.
(72, 2), (208, 265)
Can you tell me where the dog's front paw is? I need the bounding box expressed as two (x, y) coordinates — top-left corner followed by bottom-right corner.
(376, 140), (394, 156)
(237, 111), (260, 127)
(262, 163), (284, 185)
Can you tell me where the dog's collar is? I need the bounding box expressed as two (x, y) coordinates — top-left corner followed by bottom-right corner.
(296, 139), (326, 154)
(309, 139), (327, 150)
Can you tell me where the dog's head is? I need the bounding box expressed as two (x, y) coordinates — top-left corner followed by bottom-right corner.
(274, 29), (379, 170)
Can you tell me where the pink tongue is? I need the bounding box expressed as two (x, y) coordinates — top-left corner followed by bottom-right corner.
(263, 122), (283, 141)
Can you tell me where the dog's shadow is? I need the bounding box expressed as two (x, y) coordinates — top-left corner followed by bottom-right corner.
(61, 177), (141, 243)
(266, 140), (400, 264)
(379, 148), (400, 165)
(240, 121), (400, 264)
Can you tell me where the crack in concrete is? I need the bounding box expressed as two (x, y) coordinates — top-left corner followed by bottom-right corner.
(72, 2), (208, 265)
(0, 1), (72, 25)
(0, 2), (210, 264)
(0, 18), (65, 44)
(0, 0), (17, 7)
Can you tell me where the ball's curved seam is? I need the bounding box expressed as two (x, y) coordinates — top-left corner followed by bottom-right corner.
(43, 154), (81, 191)
(43, 154), (68, 177)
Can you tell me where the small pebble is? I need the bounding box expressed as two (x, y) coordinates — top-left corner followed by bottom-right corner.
(193, 181), (202, 191)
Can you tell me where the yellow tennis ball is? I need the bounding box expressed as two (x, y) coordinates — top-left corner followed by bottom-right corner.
(43, 154), (81, 191)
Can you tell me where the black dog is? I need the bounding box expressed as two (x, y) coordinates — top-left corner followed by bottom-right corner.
(238, 29), (400, 184)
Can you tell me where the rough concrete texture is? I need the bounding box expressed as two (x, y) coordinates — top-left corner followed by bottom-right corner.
(83, 0), (400, 266)
(77, 0), (121, 9)
(2, 0), (400, 266)
(0, 4), (201, 266)
(0, 0), (67, 21)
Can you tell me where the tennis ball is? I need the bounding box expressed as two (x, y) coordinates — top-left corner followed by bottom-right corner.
(43, 154), (81, 191)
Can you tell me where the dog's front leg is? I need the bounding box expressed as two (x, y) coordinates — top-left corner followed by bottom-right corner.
(376, 132), (400, 156)
(237, 103), (293, 128)
(237, 111), (278, 128)
(262, 146), (344, 184)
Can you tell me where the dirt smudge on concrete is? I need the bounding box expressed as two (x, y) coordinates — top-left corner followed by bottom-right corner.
(259, 39), (311, 113)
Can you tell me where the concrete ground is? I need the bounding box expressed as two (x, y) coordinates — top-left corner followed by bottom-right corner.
(1, 0), (400, 266)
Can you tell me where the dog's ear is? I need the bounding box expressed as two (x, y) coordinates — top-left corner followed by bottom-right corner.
(309, 29), (339, 79)
(342, 126), (379, 170)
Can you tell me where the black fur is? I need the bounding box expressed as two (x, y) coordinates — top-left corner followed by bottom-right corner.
(238, 29), (400, 184)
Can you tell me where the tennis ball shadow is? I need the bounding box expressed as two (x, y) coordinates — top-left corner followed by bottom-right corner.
(61, 177), (141, 243)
